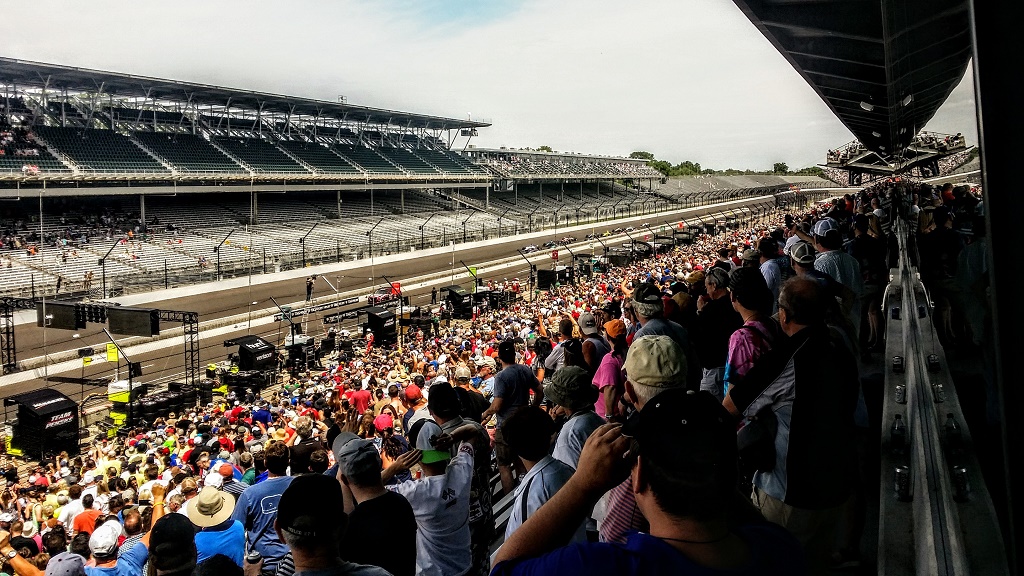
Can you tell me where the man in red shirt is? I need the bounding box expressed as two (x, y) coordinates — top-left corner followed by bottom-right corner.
(71, 494), (101, 536)
(349, 383), (372, 415)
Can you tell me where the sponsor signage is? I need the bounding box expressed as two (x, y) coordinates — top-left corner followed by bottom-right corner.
(45, 411), (75, 429)
(274, 296), (359, 321)
(323, 310), (361, 324)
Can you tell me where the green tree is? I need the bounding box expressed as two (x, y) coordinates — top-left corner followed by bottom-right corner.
(773, 162), (789, 174)
(538, 145), (553, 152)
(630, 151), (655, 160)
(793, 166), (825, 177)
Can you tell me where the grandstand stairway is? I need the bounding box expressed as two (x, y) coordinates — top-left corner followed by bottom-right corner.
(127, 134), (176, 173)
(333, 144), (406, 175)
(276, 140), (363, 175)
(24, 132), (80, 173)
(269, 141), (320, 174)
(206, 138), (257, 174)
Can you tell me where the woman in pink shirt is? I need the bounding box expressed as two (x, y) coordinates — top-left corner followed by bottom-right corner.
(592, 320), (628, 420)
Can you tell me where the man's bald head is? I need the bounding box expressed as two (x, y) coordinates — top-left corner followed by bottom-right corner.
(123, 508), (143, 536)
(778, 277), (826, 330)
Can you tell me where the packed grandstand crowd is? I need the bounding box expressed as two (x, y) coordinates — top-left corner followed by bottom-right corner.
(0, 179), (984, 576)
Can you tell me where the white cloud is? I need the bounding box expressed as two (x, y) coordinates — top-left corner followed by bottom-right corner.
(1, 0), (978, 171)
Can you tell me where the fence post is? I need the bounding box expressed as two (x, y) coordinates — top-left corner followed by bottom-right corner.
(164, 259), (168, 289)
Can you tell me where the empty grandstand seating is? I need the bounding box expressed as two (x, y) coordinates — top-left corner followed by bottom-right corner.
(34, 126), (168, 173)
(413, 149), (480, 175)
(277, 140), (362, 174)
(333, 144), (405, 174)
(376, 146), (439, 175)
(133, 132), (245, 173)
(214, 137), (310, 174)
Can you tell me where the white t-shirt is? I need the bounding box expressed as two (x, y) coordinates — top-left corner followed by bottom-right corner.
(389, 443), (475, 576)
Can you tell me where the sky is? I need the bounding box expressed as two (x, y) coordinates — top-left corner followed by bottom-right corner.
(1, 0), (978, 171)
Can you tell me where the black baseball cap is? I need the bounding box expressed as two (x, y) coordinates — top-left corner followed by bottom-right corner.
(622, 389), (735, 489)
(277, 474), (346, 540)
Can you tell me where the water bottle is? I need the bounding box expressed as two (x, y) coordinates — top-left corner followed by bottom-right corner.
(245, 550), (262, 565)
(944, 413), (962, 460)
(891, 414), (906, 455)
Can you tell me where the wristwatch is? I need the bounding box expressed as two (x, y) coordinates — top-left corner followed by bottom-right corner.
(2, 547), (17, 559)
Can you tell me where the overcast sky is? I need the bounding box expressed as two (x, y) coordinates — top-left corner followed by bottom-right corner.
(3, 0), (978, 171)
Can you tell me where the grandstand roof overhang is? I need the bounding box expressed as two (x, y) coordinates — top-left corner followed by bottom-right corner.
(0, 57), (489, 131)
(731, 0), (972, 160)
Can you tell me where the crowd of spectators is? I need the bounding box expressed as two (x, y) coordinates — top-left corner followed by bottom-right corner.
(0, 179), (986, 576)
(484, 156), (661, 179)
(1, 106), (47, 164)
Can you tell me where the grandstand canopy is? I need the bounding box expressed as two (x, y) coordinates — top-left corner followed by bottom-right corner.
(732, 0), (971, 159)
(0, 57), (489, 130)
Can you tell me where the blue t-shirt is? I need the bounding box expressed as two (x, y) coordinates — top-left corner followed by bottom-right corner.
(492, 524), (804, 576)
(252, 408), (273, 427)
(85, 541), (147, 576)
(492, 363), (536, 426)
(230, 475), (295, 571)
(196, 520), (246, 567)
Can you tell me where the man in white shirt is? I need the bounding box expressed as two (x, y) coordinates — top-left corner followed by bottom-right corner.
(387, 420), (475, 576)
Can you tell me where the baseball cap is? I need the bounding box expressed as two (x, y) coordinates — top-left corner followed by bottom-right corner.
(632, 282), (663, 305)
(404, 384), (423, 402)
(335, 437), (383, 480)
(624, 335), (687, 389)
(89, 519), (123, 558)
(577, 312), (600, 336)
(604, 319), (626, 339)
(218, 463), (234, 478)
(545, 366), (599, 411)
(187, 486), (235, 528)
(790, 241), (817, 265)
(414, 421), (451, 464)
(373, 413), (394, 432)
(621, 388), (735, 493)
(498, 339), (516, 358)
(44, 552), (86, 576)
(740, 249), (761, 262)
(150, 513), (198, 573)
(331, 431), (361, 465)
(277, 475), (346, 540)
(812, 217), (839, 237)
(454, 366), (472, 381)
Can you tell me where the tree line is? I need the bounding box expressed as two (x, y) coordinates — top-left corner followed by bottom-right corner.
(628, 151), (823, 178)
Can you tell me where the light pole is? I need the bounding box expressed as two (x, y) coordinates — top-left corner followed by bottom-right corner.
(247, 300), (259, 334)
(460, 211), (471, 241)
(497, 208), (510, 237)
(97, 236), (124, 300)
(419, 213), (438, 250)
(366, 217), (385, 284)
(299, 221), (321, 268)
(214, 228), (237, 281)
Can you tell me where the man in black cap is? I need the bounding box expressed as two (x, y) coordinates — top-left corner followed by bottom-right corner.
(334, 433), (417, 576)
(492, 389), (803, 575)
(275, 475), (391, 576)
(482, 340), (544, 496)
